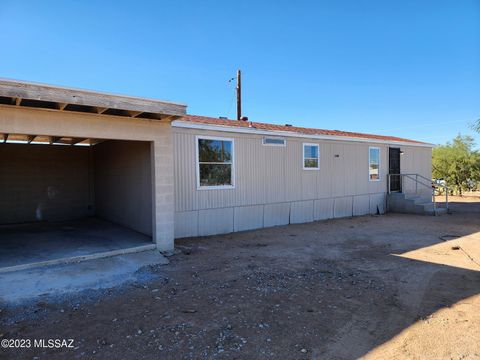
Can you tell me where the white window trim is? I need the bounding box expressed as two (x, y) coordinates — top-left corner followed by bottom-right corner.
(195, 135), (235, 190)
(262, 137), (286, 146)
(303, 143), (320, 170)
(368, 146), (381, 182)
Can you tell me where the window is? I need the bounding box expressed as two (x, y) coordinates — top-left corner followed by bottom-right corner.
(369, 147), (380, 181)
(263, 137), (286, 146)
(196, 136), (234, 189)
(303, 143), (319, 170)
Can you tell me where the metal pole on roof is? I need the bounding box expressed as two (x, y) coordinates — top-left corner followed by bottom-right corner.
(236, 69), (242, 121)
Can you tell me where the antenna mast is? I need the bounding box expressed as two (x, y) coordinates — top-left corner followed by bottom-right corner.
(236, 69), (242, 120)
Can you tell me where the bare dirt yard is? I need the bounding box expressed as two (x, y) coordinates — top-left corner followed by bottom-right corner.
(1, 198), (480, 359)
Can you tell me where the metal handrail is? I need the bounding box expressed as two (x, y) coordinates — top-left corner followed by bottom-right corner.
(401, 173), (450, 192)
(387, 173), (449, 214)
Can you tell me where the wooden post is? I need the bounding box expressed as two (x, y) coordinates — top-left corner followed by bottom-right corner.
(236, 69), (241, 120)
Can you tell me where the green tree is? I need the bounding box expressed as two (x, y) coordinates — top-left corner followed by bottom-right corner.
(471, 118), (480, 133)
(432, 135), (480, 195)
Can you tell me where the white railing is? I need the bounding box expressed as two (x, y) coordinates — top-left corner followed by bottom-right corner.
(387, 173), (449, 213)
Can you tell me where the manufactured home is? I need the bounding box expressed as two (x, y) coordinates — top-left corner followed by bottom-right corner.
(0, 79), (433, 270)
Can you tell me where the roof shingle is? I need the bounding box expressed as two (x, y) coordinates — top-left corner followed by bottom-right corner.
(178, 115), (428, 145)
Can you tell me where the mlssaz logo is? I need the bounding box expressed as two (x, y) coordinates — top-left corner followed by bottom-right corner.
(33, 339), (74, 348)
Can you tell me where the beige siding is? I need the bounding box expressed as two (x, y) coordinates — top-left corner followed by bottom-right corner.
(400, 145), (433, 194)
(173, 126), (432, 238)
(173, 127), (404, 212)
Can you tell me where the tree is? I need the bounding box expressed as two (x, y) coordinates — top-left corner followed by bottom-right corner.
(432, 135), (480, 195)
(471, 118), (480, 133)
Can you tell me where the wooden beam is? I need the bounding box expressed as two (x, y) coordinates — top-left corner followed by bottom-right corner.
(27, 135), (36, 144)
(161, 115), (179, 122)
(0, 79), (187, 117)
(89, 139), (106, 146)
(49, 136), (61, 144)
(96, 107), (108, 114)
(129, 110), (144, 118)
(57, 102), (68, 111)
(70, 138), (86, 145)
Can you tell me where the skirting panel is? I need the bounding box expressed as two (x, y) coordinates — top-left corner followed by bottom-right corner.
(198, 207), (234, 236)
(369, 193), (386, 214)
(314, 198), (334, 220)
(334, 197), (353, 218)
(234, 205), (264, 232)
(174, 211), (198, 238)
(264, 203), (290, 227)
(353, 195), (370, 216)
(174, 193), (386, 239)
(290, 200), (314, 224)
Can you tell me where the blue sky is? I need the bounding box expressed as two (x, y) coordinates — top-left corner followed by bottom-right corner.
(1, 1), (479, 145)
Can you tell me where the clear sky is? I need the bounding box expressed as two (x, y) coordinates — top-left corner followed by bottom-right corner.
(1, 0), (479, 145)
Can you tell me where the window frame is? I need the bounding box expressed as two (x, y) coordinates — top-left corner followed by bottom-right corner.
(195, 135), (235, 190)
(262, 137), (286, 147)
(303, 143), (320, 170)
(368, 146), (381, 182)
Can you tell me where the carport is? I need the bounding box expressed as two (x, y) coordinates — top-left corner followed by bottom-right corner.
(0, 79), (186, 271)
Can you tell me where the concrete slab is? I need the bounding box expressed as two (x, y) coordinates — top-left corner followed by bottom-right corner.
(0, 250), (168, 304)
(0, 218), (153, 269)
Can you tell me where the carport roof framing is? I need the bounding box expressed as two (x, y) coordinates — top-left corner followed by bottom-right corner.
(0, 78), (187, 120)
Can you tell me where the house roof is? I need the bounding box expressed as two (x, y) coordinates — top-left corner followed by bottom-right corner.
(175, 115), (431, 146)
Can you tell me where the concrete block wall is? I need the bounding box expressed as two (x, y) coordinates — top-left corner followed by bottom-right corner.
(0, 106), (176, 251)
(151, 133), (176, 251)
(0, 143), (93, 224)
(174, 192), (386, 238)
(0, 140), (155, 238)
(94, 140), (152, 236)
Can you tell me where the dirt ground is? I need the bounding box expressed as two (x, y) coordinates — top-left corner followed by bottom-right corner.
(1, 198), (480, 360)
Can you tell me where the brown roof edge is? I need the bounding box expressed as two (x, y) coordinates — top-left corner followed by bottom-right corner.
(177, 115), (431, 146)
